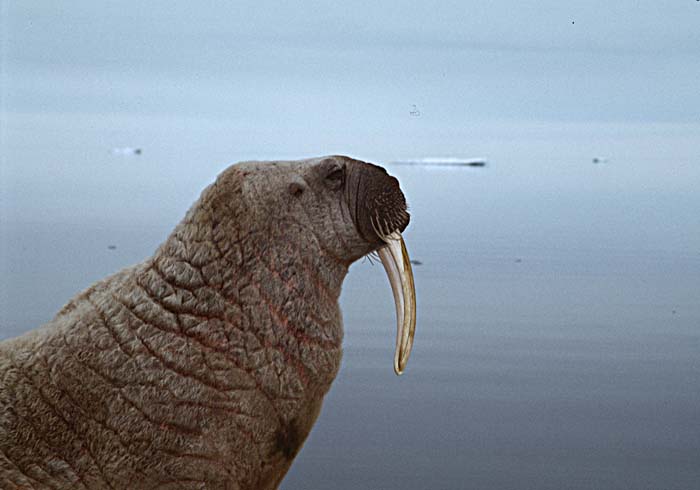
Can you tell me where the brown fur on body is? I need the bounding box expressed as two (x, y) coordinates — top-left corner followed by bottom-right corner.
(0, 156), (409, 489)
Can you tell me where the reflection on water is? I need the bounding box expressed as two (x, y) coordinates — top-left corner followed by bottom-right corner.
(1, 115), (699, 490)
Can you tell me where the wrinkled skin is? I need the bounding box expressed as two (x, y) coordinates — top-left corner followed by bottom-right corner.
(0, 156), (409, 490)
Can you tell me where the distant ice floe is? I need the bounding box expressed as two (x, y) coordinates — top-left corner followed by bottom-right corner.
(391, 157), (487, 168)
(111, 147), (142, 155)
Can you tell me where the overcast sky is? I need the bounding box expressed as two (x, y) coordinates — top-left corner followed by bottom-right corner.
(3, 1), (700, 123)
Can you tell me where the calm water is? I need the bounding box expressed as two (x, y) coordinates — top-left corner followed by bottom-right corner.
(2, 3), (700, 486)
(2, 112), (699, 489)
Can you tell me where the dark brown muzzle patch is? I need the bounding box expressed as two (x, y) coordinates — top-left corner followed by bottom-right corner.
(346, 161), (410, 245)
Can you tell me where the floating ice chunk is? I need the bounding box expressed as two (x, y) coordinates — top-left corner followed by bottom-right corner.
(391, 157), (487, 167)
(112, 147), (142, 155)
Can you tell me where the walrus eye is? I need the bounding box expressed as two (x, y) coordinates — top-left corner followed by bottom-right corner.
(288, 182), (305, 197)
(324, 165), (345, 190)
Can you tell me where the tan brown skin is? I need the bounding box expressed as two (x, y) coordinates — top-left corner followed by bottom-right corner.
(0, 156), (409, 489)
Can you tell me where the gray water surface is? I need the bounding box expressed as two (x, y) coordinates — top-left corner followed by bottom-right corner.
(2, 118), (699, 489)
(2, 2), (700, 487)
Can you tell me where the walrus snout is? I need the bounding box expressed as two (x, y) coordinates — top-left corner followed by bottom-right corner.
(338, 157), (416, 375)
(344, 158), (410, 247)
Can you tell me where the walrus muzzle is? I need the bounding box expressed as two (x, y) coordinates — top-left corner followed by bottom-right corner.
(346, 161), (416, 375)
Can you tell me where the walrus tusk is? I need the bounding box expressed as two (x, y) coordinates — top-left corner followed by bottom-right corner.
(378, 231), (416, 375)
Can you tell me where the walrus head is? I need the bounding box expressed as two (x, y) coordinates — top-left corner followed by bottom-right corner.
(208, 155), (416, 374)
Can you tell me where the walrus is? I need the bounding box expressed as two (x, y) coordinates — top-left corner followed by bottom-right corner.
(0, 155), (416, 489)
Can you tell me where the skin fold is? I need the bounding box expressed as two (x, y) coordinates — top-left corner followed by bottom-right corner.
(0, 156), (410, 490)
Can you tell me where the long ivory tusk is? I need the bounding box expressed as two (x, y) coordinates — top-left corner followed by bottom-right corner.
(378, 232), (416, 375)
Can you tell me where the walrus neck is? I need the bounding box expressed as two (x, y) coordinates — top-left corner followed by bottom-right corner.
(150, 211), (349, 354)
(156, 215), (349, 297)
(160, 176), (351, 301)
